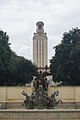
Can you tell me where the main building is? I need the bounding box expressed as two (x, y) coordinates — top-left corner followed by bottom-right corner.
(33, 21), (48, 70)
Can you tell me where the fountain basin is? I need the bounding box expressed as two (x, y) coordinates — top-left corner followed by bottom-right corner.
(0, 109), (80, 120)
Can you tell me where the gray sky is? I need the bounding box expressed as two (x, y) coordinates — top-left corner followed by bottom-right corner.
(0, 0), (80, 64)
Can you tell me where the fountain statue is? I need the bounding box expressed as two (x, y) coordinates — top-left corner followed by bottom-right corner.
(21, 70), (62, 109)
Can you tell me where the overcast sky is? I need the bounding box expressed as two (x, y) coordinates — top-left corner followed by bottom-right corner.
(0, 0), (80, 64)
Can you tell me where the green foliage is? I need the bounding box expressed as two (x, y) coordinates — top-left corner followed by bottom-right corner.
(15, 56), (37, 85)
(0, 30), (12, 85)
(0, 29), (37, 86)
(50, 27), (80, 86)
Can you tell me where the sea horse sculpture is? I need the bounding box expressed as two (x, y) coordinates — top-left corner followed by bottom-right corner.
(21, 90), (35, 109)
(47, 90), (62, 108)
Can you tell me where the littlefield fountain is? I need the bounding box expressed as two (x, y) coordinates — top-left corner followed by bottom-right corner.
(21, 70), (62, 109)
(0, 71), (80, 120)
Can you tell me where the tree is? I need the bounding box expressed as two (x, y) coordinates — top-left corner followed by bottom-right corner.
(0, 30), (12, 85)
(15, 56), (37, 85)
(0, 29), (37, 86)
(50, 27), (80, 86)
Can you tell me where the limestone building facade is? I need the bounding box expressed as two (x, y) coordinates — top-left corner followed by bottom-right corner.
(33, 21), (48, 68)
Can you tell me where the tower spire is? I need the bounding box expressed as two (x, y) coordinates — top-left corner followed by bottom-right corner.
(36, 21), (44, 32)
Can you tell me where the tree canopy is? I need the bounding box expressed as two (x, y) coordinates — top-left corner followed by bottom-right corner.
(0, 29), (37, 86)
(50, 27), (80, 86)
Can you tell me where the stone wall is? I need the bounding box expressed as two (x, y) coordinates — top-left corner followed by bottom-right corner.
(48, 86), (80, 102)
(0, 109), (80, 120)
(0, 86), (80, 103)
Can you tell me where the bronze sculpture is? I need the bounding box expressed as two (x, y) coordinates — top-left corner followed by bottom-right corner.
(21, 70), (62, 109)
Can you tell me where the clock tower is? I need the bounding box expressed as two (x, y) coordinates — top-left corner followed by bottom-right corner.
(33, 21), (48, 70)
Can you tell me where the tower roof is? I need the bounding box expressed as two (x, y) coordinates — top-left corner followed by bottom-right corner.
(36, 21), (44, 26)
